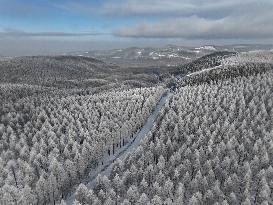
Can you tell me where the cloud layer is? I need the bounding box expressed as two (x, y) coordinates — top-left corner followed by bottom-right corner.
(114, 13), (273, 39)
(99, 0), (248, 17)
(109, 0), (273, 39)
(0, 30), (106, 38)
(52, 0), (273, 40)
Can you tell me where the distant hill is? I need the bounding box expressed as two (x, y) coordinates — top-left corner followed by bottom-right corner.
(175, 51), (236, 75)
(176, 51), (273, 87)
(64, 44), (273, 68)
(67, 46), (215, 68)
(0, 55), (163, 90)
(0, 55), (118, 88)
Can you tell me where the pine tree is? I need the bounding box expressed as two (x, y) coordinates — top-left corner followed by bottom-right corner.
(174, 183), (185, 205)
(188, 194), (199, 205)
(137, 193), (149, 205)
(18, 185), (37, 205)
(127, 185), (139, 204)
(75, 183), (90, 204)
(151, 195), (163, 205)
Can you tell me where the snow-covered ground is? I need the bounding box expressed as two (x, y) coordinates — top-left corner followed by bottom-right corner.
(186, 65), (222, 77)
(65, 90), (173, 205)
(195, 45), (216, 51)
(222, 51), (273, 66)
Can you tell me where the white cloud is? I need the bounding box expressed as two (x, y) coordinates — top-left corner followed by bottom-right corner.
(99, 0), (267, 17)
(54, 0), (273, 40)
(113, 1), (273, 39)
(0, 29), (107, 38)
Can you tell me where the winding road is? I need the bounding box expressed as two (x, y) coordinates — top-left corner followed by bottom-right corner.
(66, 89), (173, 204)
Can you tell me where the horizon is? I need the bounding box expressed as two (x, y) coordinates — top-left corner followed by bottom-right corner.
(1, 43), (273, 57)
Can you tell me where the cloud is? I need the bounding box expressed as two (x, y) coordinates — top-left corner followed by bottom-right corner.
(0, 0), (273, 45)
(113, 1), (273, 39)
(52, 0), (257, 18)
(96, 0), (269, 17)
(51, 0), (273, 40)
(0, 29), (108, 38)
(99, 0), (230, 16)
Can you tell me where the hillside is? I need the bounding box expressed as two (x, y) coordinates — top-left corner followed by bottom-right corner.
(175, 51), (236, 75)
(0, 50), (273, 205)
(0, 56), (118, 88)
(0, 55), (164, 91)
(67, 45), (218, 68)
(177, 51), (273, 87)
(73, 52), (273, 205)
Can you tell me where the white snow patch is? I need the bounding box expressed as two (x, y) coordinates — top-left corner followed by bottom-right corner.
(196, 46), (216, 51)
(187, 65), (222, 77)
(168, 53), (179, 58)
(181, 56), (191, 60)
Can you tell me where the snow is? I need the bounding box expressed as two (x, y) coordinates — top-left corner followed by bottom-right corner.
(136, 51), (142, 58)
(186, 65), (222, 77)
(181, 56), (191, 60)
(222, 51), (273, 66)
(65, 90), (173, 205)
(112, 56), (121, 59)
(149, 52), (165, 58)
(195, 46), (216, 51)
(193, 50), (201, 53)
(168, 54), (178, 58)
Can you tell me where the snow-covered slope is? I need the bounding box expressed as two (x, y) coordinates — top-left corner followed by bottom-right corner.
(66, 90), (173, 205)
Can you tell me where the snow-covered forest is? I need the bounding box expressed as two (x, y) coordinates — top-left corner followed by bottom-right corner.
(2, 0), (273, 203)
(0, 85), (164, 204)
(0, 50), (273, 205)
(75, 69), (273, 205)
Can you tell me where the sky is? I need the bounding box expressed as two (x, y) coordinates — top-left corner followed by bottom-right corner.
(0, 0), (273, 55)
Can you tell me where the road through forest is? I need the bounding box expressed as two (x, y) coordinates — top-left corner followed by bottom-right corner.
(66, 89), (173, 204)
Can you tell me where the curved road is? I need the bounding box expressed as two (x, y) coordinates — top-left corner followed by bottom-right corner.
(66, 90), (173, 204)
